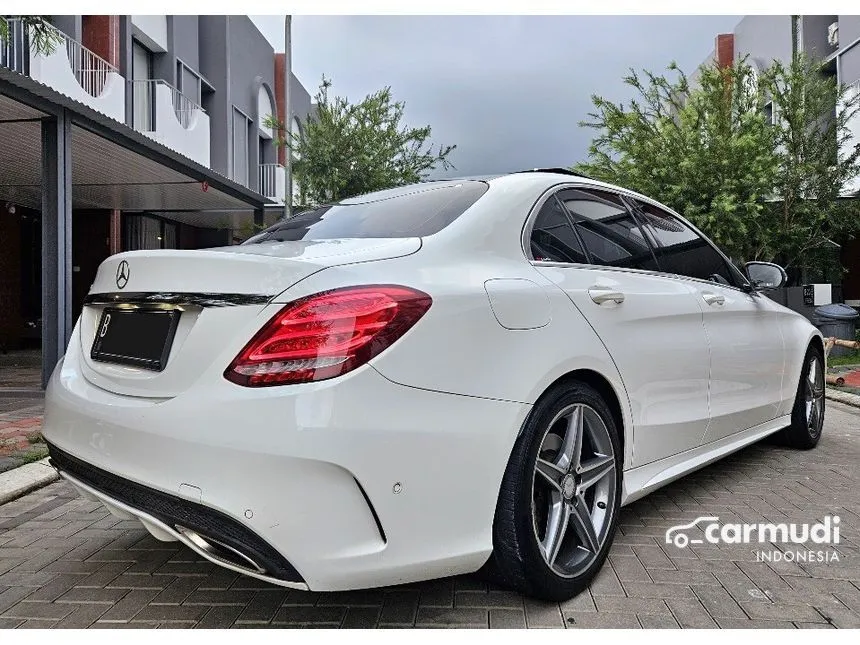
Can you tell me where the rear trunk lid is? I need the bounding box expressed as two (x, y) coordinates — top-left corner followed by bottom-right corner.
(77, 238), (420, 398)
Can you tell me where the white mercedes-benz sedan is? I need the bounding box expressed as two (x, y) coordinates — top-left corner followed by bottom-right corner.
(42, 169), (825, 600)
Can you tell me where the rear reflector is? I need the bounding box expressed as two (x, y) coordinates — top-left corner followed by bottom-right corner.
(224, 285), (432, 387)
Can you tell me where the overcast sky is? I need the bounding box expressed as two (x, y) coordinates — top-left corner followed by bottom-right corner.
(250, 15), (741, 178)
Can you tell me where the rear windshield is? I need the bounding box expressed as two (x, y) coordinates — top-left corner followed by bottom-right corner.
(243, 181), (488, 244)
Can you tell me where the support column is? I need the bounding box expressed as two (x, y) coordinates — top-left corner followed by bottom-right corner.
(109, 209), (122, 254)
(253, 208), (265, 231)
(41, 111), (73, 388)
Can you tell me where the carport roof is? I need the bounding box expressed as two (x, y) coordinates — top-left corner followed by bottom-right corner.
(0, 66), (270, 214)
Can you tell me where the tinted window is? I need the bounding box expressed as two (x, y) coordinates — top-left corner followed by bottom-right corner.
(244, 181), (488, 243)
(558, 189), (659, 271)
(633, 201), (736, 286)
(529, 196), (588, 264)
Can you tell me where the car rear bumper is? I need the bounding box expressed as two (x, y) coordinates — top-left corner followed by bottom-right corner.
(42, 344), (531, 591)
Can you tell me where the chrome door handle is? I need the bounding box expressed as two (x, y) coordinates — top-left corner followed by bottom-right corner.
(702, 292), (725, 306)
(588, 287), (625, 305)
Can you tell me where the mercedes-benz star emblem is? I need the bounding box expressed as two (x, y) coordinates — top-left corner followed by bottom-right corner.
(115, 260), (130, 290)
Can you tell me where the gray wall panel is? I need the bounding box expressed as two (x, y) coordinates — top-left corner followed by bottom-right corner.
(839, 15), (860, 47)
(172, 15), (200, 71)
(733, 15), (793, 67)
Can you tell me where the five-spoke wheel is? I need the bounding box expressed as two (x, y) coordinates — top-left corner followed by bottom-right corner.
(804, 355), (824, 438)
(487, 380), (621, 600)
(532, 404), (616, 577)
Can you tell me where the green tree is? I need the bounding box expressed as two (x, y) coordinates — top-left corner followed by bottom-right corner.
(0, 16), (62, 56)
(759, 54), (860, 272)
(576, 54), (860, 273)
(575, 58), (777, 263)
(266, 77), (456, 205)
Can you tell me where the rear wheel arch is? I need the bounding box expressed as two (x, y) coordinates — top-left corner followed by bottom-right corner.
(528, 369), (627, 462)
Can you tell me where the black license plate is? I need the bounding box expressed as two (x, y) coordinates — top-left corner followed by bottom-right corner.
(90, 308), (181, 372)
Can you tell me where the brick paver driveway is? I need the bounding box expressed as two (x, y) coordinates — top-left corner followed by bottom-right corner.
(1, 401), (859, 629)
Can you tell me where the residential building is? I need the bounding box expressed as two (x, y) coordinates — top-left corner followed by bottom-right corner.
(0, 15), (312, 386)
(694, 16), (860, 304)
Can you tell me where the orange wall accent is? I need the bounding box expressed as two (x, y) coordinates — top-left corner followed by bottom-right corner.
(716, 34), (735, 68)
(274, 53), (286, 165)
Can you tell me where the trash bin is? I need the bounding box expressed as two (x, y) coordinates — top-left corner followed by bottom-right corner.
(814, 303), (859, 357)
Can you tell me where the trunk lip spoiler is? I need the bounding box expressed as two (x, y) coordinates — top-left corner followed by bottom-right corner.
(83, 292), (273, 308)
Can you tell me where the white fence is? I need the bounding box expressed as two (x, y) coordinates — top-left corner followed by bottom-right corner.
(259, 163), (286, 201)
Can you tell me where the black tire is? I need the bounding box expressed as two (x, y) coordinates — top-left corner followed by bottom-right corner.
(777, 344), (825, 450)
(483, 380), (622, 601)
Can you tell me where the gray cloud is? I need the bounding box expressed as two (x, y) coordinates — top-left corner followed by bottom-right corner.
(251, 15), (741, 178)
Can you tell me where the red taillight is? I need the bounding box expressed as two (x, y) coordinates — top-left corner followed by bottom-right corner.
(224, 285), (432, 387)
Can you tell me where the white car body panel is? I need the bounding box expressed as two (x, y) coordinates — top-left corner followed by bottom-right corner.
(41, 172), (822, 591)
(696, 281), (785, 444)
(532, 263), (711, 467)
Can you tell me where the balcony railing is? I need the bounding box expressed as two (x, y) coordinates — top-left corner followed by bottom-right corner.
(1, 17), (119, 102)
(132, 79), (204, 131)
(0, 18), (28, 74)
(259, 163), (286, 202)
(61, 26), (116, 97)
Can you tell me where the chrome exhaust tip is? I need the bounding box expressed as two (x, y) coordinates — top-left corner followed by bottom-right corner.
(175, 525), (267, 575)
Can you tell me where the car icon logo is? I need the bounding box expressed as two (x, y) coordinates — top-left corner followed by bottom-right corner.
(115, 260), (130, 290)
(665, 516), (720, 549)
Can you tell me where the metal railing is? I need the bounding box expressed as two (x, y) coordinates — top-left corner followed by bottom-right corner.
(0, 18), (28, 74)
(131, 79), (204, 131)
(0, 18), (117, 97)
(259, 163), (285, 200)
(60, 26), (117, 97)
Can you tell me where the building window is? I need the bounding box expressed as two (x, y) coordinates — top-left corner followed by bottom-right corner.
(232, 107), (251, 187)
(176, 60), (201, 105)
(763, 102), (773, 124)
(131, 40), (154, 131)
(257, 86), (275, 139)
(291, 116), (302, 160)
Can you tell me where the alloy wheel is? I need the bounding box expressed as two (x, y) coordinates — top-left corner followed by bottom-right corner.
(530, 403), (617, 578)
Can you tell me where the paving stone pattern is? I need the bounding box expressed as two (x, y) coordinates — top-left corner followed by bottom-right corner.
(0, 402), (858, 628)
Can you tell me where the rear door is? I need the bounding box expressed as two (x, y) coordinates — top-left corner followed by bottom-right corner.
(630, 199), (785, 442)
(529, 187), (711, 467)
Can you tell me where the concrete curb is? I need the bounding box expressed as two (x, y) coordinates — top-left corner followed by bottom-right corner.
(826, 387), (860, 409)
(0, 457), (59, 505)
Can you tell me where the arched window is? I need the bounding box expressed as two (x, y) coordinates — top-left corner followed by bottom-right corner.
(291, 116), (302, 160)
(258, 85), (275, 139)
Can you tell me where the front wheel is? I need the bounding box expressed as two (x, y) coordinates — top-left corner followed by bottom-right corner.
(485, 381), (622, 601)
(778, 345), (825, 449)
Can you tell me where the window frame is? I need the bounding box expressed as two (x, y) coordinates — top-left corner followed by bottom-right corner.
(529, 194), (591, 265)
(557, 188), (660, 271)
(521, 182), (753, 293)
(524, 185), (661, 272)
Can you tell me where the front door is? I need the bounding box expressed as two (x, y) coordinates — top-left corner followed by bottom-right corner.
(630, 199), (785, 443)
(529, 188), (712, 467)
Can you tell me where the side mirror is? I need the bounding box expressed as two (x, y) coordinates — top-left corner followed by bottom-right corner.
(745, 261), (787, 291)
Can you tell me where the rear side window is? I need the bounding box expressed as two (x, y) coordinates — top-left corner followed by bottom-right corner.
(633, 201), (738, 286)
(529, 196), (589, 264)
(558, 189), (659, 271)
(244, 181), (488, 243)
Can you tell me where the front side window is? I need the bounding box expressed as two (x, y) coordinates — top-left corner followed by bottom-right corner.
(632, 200), (737, 286)
(558, 189), (659, 271)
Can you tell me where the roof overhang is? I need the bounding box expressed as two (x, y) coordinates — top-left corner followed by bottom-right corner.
(0, 66), (272, 215)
